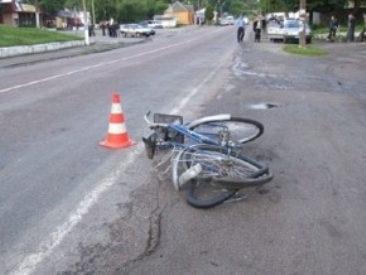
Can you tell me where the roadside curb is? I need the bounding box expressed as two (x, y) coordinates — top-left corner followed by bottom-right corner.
(0, 40), (86, 59)
(0, 39), (148, 68)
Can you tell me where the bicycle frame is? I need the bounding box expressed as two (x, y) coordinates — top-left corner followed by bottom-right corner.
(168, 124), (220, 146)
(144, 112), (236, 151)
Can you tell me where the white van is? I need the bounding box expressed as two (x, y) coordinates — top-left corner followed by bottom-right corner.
(226, 16), (235, 25)
(147, 20), (163, 29)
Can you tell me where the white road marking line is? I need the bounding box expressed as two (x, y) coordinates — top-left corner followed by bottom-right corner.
(10, 144), (144, 275)
(10, 49), (225, 275)
(0, 42), (190, 94)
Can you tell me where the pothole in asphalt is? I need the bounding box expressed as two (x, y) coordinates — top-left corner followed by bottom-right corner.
(249, 103), (284, 109)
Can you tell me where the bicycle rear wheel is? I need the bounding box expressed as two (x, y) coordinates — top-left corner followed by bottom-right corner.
(187, 117), (264, 145)
(186, 179), (237, 209)
(184, 145), (271, 208)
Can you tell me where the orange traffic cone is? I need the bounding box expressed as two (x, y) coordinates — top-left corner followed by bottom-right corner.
(99, 93), (136, 149)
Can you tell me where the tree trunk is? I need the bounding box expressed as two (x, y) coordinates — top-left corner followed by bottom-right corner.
(299, 0), (306, 47)
(308, 9), (313, 25)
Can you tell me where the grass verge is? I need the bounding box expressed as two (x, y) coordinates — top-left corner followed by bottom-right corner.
(0, 25), (83, 47)
(312, 24), (364, 35)
(283, 44), (328, 56)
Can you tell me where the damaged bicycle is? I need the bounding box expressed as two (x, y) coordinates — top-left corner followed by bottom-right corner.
(142, 112), (273, 209)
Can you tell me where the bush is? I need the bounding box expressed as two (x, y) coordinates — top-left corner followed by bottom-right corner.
(311, 23), (327, 30)
(19, 24), (37, 28)
(205, 4), (214, 24)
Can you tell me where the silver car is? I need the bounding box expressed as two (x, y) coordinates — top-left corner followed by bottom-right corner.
(283, 20), (312, 44)
(267, 19), (285, 42)
(120, 24), (153, 38)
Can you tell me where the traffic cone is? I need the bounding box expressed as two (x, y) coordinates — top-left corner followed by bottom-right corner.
(99, 93), (136, 149)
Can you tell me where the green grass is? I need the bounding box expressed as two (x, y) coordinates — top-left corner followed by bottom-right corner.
(312, 24), (364, 35)
(0, 24), (83, 47)
(283, 44), (328, 56)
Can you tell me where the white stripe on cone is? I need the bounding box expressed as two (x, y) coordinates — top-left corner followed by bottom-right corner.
(111, 103), (123, 114)
(108, 123), (127, 134)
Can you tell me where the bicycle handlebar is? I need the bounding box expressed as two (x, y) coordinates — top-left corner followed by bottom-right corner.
(144, 111), (169, 128)
(145, 112), (233, 129)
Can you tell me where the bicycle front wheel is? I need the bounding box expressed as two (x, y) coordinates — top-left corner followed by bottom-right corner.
(184, 145), (270, 208)
(188, 116), (264, 145)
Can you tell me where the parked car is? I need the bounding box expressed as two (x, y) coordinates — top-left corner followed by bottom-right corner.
(267, 19), (312, 44)
(120, 24), (154, 38)
(219, 15), (235, 26)
(218, 18), (228, 25)
(283, 20), (312, 44)
(226, 16), (235, 25)
(267, 19), (285, 42)
(138, 22), (156, 35)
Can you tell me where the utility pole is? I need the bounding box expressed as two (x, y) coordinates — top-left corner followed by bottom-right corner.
(92, 0), (96, 27)
(35, 0), (40, 28)
(299, 0), (306, 47)
(82, 0), (90, 45)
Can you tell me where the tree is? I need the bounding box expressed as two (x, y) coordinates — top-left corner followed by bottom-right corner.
(116, 0), (146, 22)
(26, 0), (66, 15)
(144, 0), (168, 19)
(228, 0), (248, 16)
(154, 0), (168, 15)
(260, 0), (297, 14)
(307, 0), (347, 12)
(205, 4), (214, 23)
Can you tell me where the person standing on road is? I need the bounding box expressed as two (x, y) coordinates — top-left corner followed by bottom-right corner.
(261, 17), (267, 38)
(347, 13), (356, 42)
(327, 16), (339, 42)
(236, 15), (246, 43)
(100, 21), (107, 36)
(253, 16), (262, 42)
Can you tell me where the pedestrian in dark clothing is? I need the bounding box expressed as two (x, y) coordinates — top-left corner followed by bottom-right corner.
(112, 23), (118, 37)
(357, 27), (366, 42)
(261, 18), (267, 38)
(327, 15), (339, 42)
(107, 23), (111, 37)
(88, 24), (96, 37)
(101, 21), (106, 36)
(253, 17), (262, 42)
(235, 15), (245, 43)
(347, 13), (356, 42)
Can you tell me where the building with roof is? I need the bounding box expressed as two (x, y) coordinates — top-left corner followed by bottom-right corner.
(164, 1), (194, 25)
(0, 0), (45, 26)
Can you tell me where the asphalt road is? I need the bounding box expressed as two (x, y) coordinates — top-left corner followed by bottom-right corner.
(1, 26), (366, 275)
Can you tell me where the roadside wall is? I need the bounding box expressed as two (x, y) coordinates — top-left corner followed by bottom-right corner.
(0, 40), (85, 58)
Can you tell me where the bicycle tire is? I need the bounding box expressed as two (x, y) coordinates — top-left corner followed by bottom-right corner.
(187, 116), (264, 145)
(184, 145), (271, 208)
(187, 179), (237, 209)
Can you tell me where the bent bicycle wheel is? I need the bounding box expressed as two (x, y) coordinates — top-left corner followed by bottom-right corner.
(184, 145), (270, 208)
(187, 117), (264, 145)
(186, 179), (237, 209)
